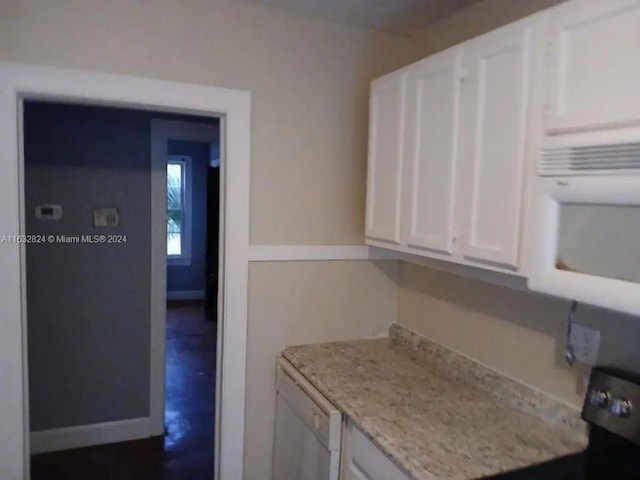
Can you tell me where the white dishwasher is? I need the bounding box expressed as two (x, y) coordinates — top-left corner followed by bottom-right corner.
(272, 357), (342, 480)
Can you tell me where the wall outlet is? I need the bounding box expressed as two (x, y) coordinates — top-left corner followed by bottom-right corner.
(569, 323), (601, 366)
(94, 208), (119, 227)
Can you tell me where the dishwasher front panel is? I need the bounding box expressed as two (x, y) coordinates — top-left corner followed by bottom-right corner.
(273, 395), (334, 480)
(272, 358), (342, 480)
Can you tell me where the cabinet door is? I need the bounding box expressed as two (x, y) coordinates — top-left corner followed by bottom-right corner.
(366, 71), (407, 246)
(458, 21), (533, 269)
(342, 461), (370, 480)
(340, 422), (408, 480)
(404, 48), (463, 255)
(546, 0), (640, 134)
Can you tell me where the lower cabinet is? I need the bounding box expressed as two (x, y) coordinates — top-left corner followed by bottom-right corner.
(340, 420), (409, 480)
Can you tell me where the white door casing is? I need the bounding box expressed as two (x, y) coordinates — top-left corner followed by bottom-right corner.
(404, 47), (463, 255)
(0, 62), (250, 480)
(458, 20), (533, 269)
(366, 71), (407, 246)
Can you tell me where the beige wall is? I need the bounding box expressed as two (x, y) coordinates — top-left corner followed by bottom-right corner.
(397, 0), (640, 412)
(246, 261), (397, 479)
(0, 1), (409, 477)
(408, 0), (567, 60)
(11, 1), (635, 479)
(0, 0), (417, 245)
(398, 263), (640, 408)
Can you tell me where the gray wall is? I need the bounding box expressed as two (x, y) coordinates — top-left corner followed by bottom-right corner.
(25, 102), (152, 430)
(24, 102), (218, 431)
(166, 140), (211, 293)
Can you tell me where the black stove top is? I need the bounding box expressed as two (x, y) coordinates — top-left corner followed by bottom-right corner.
(485, 449), (640, 480)
(484, 368), (640, 480)
(483, 452), (586, 480)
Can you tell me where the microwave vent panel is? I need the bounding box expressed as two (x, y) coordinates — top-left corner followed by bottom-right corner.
(539, 142), (640, 176)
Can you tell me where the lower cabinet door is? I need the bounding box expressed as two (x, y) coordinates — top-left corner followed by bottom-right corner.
(343, 460), (370, 480)
(340, 421), (409, 480)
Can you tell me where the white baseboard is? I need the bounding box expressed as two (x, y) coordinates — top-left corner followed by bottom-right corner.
(30, 417), (151, 454)
(167, 290), (205, 301)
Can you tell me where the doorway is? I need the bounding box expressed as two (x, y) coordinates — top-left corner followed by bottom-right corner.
(23, 102), (221, 478)
(162, 121), (222, 478)
(0, 61), (251, 480)
(157, 118), (221, 322)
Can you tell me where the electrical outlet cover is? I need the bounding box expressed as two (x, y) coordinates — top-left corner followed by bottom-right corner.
(94, 208), (119, 227)
(569, 323), (601, 366)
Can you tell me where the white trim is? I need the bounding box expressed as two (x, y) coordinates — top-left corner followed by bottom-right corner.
(243, 244), (525, 295)
(0, 66), (30, 480)
(30, 418), (151, 455)
(248, 245), (399, 262)
(167, 290), (206, 301)
(0, 62), (251, 480)
(214, 111), (227, 480)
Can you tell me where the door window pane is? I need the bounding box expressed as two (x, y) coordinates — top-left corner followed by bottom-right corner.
(167, 161), (184, 256)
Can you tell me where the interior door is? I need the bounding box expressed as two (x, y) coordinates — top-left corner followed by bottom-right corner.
(365, 71), (407, 246)
(458, 20), (533, 269)
(545, 0), (640, 134)
(404, 47), (463, 256)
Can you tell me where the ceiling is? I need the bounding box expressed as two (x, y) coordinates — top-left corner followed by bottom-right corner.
(236, 0), (482, 35)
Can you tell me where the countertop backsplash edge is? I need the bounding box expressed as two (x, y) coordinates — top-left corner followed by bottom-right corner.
(388, 322), (587, 440)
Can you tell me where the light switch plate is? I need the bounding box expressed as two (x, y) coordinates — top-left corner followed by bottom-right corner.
(35, 204), (62, 220)
(569, 323), (601, 366)
(93, 208), (119, 227)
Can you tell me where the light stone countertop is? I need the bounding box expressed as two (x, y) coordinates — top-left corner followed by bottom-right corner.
(282, 324), (587, 480)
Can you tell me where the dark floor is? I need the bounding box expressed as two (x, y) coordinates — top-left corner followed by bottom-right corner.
(31, 301), (217, 480)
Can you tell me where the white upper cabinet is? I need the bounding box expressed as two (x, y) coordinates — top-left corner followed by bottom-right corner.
(365, 20), (535, 274)
(365, 0), (636, 276)
(404, 47), (463, 256)
(366, 71), (407, 246)
(458, 21), (533, 269)
(545, 0), (640, 134)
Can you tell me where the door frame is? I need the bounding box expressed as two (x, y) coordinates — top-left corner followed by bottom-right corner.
(0, 62), (251, 480)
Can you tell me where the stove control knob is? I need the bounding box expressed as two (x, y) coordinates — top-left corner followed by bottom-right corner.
(589, 389), (610, 408)
(610, 398), (633, 418)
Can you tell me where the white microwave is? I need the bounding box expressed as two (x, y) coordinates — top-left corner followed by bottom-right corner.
(527, 140), (640, 316)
